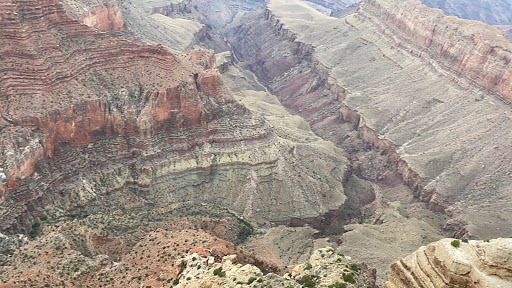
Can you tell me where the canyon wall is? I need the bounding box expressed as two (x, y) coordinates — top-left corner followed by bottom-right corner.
(0, 0), (349, 232)
(228, 0), (512, 239)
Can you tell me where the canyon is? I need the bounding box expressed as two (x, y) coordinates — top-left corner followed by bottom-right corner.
(227, 0), (512, 239)
(0, 0), (512, 287)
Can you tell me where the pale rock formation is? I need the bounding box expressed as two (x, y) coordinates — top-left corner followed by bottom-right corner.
(175, 247), (369, 287)
(385, 238), (512, 288)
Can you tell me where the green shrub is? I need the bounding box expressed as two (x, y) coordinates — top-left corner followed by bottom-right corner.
(304, 263), (312, 270)
(247, 276), (257, 284)
(461, 238), (468, 243)
(349, 263), (360, 272)
(298, 275), (316, 288)
(451, 240), (461, 248)
(257, 278), (263, 283)
(213, 267), (223, 276)
(342, 273), (355, 284)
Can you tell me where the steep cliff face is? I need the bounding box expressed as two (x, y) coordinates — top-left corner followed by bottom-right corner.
(385, 238), (512, 288)
(421, 0), (512, 25)
(0, 0), (349, 232)
(119, 0), (264, 52)
(227, 0), (512, 240)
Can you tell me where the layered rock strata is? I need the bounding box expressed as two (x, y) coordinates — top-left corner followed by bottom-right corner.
(228, 0), (512, 238)
(385, 238), (512, 288)
(362, 0), (512, 105)
(0, 0), (348, 232)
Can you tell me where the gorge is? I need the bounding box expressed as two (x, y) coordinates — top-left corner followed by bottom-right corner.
(0, 0), (511, 287)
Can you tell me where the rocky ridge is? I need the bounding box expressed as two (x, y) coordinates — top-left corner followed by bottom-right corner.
(362, 0), (512, 105)
(175, 247), (371, 288)
(385, 238), (512, 288)
(0, 222), (276, 287)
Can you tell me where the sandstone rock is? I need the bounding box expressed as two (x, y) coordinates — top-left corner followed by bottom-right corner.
(385, 238), (512, 288)
(60, 0), (125, 32)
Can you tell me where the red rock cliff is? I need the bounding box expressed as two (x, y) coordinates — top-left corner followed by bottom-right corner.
(0, 0), (256, 230)
(359, 0), (512, 104)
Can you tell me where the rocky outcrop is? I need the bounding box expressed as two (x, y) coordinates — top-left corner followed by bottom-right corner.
(385, 238), (512, 288)
(175, 247), (370, 287)
(0, 233), (27, 265)
(421, 0), (512, 25)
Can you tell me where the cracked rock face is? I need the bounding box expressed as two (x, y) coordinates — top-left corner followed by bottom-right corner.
(385, 238), (512, 288)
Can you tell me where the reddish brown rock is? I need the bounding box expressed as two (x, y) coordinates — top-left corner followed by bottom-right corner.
(360, 0), (512, 104)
